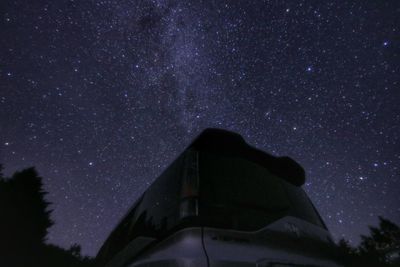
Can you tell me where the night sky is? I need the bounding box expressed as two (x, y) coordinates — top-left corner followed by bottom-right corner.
(1, 0), (399, 256)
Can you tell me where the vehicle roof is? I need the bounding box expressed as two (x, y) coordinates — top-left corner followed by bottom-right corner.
(188, 128), (305, 186)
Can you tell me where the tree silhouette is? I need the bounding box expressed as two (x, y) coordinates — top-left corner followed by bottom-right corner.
(337, 238), (358, 265)
(0, 165), (93, 267)
(359, 216), (400, 265)
(338, 217), (400, 267)
(0, 167), (53, 266)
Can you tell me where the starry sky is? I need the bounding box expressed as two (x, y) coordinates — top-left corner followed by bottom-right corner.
(1, 0), (399, 256)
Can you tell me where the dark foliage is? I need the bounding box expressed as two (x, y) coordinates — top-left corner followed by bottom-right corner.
(338, 217), (400, 267)
(0, 165), (93, 267)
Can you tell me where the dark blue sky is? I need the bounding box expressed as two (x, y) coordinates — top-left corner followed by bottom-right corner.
(1, 0), (399, 256)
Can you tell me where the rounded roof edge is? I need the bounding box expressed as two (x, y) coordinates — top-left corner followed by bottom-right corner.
(188, 128), (305, 186)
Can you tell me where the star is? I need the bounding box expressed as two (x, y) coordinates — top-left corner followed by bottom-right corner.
(0, 0), (398, 257)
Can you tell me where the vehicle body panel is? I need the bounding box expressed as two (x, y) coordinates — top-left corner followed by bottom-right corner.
(203, 217), (341, 267)
(127, 228), (208, 267)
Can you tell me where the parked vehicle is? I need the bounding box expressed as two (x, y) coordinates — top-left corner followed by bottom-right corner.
(96, 128), (342, 267)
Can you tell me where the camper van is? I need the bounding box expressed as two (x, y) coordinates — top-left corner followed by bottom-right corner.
(96, 128), (342, 267)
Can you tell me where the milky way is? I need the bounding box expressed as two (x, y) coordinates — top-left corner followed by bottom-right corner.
(1, 0), (399, 256)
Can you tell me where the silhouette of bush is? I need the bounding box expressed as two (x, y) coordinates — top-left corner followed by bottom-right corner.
(40, 244), (94, 267)
(0, 165), (93, 267)
(338, 217), (400, 267)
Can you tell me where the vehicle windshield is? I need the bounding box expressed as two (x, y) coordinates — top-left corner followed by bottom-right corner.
(199, 152), (325, 231)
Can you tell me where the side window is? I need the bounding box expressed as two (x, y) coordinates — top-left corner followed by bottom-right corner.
(128, 155), (184, 240)
(284, 185), (325, 228)
(98, 153), (187, 263)
(98, 219), (129, 263)
(97, 198), (142, 264)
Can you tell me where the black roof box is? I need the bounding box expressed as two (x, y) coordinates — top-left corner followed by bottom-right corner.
(189, 128), (305, 186)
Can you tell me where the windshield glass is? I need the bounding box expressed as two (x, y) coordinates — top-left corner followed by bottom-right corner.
(199, 152), (325, 231)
